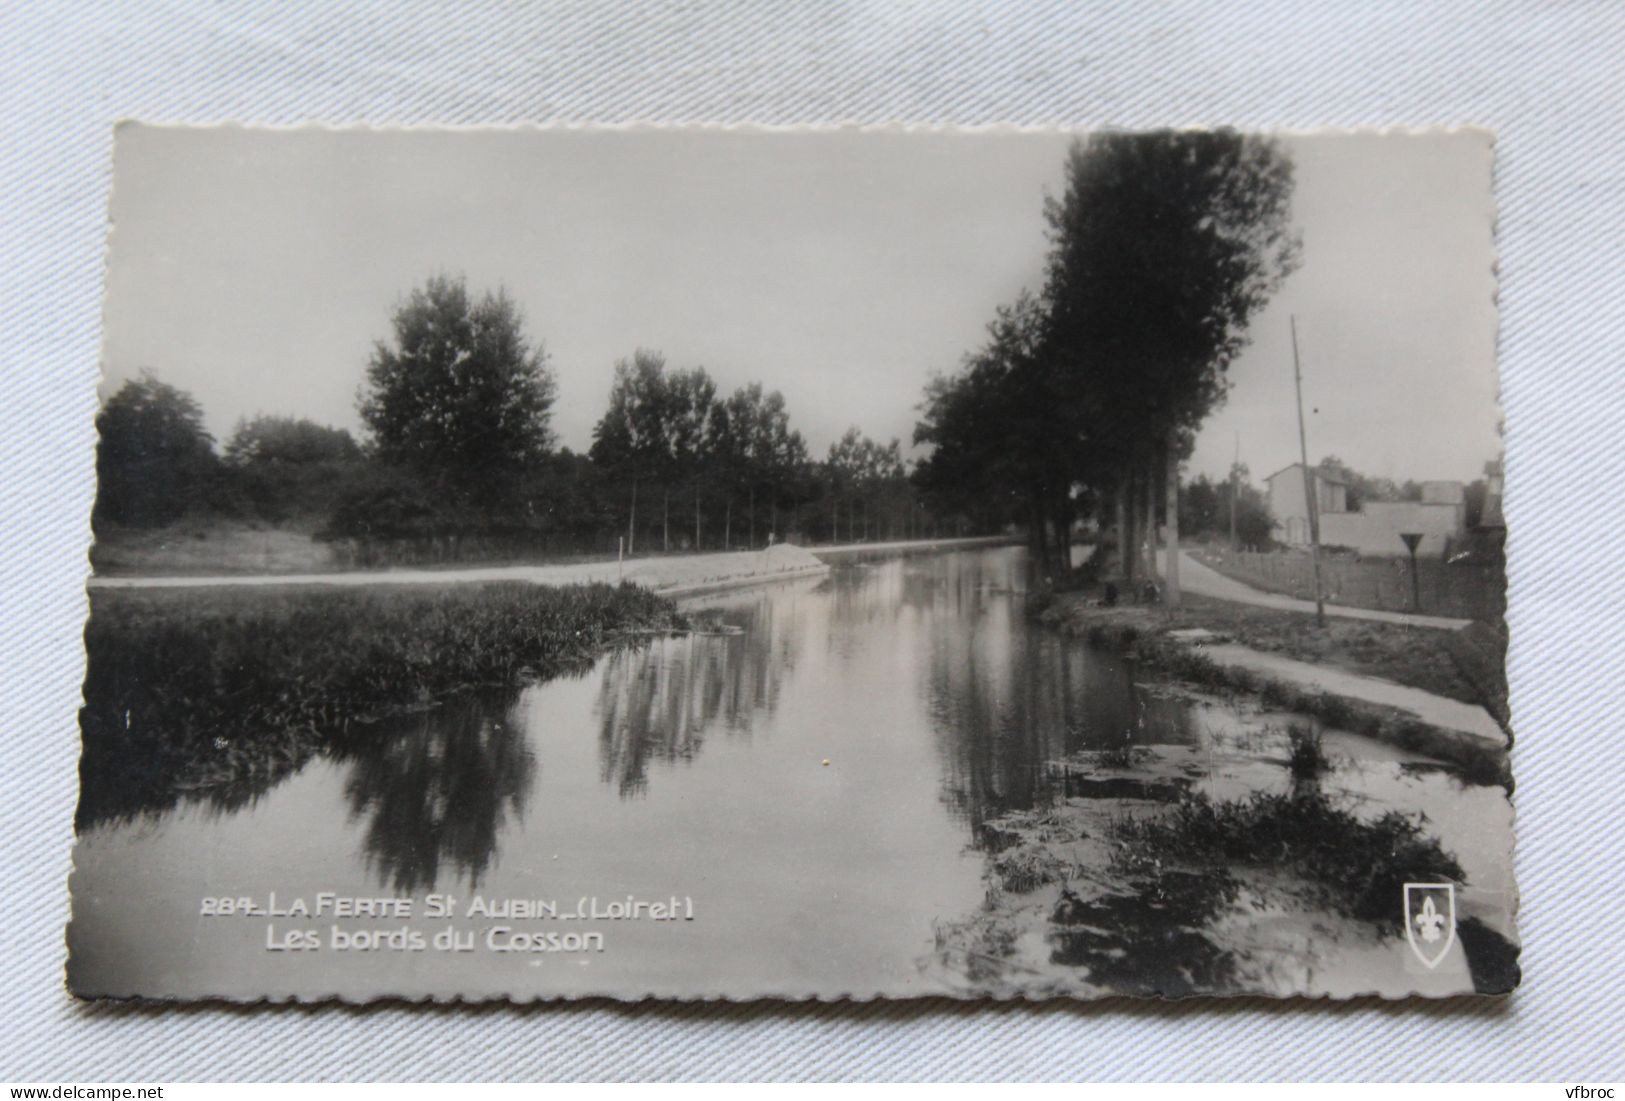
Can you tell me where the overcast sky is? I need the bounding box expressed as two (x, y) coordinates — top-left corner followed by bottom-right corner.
(102, 126), (1499, 485)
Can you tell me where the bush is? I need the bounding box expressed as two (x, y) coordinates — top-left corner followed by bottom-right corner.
(1286, 725), (1330, 779)
(1024, 587), (1057, 615)
(1115, 790), (1465, 929)
(322, 477), (458, 540)
(94, 373), (221, 529)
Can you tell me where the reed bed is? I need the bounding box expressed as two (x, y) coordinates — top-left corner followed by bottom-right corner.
(78, 581), (681, 827)
(1113, 789), (1465, 930)
(1285, 724), (1330, 779)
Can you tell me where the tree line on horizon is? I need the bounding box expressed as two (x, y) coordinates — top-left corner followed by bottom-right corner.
(102, 131), (1459, 576)
(92, 276), (935, 562)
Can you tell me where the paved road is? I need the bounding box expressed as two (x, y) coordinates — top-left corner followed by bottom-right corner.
(1151, 548), (1506, 743)
(1164, 549), (1472, 631)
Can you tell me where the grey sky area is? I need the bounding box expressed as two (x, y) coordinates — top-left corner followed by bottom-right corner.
(103, 126), (1499, 485)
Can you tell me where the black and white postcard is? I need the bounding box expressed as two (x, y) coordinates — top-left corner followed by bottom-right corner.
(70, 125), (1516, 1001)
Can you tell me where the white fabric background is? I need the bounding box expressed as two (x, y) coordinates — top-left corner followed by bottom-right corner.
(2, 0), (1622, 1082)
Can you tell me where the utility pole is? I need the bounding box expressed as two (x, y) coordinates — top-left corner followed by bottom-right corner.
(1229, 430), (1240, 553)
(1291, 315), (1327, 627)
(1164, 431), (1181, 608)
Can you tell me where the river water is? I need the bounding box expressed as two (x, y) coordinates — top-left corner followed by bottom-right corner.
(67, 546), (1512, 1000)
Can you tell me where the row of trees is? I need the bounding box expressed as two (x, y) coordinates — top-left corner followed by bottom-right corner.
(95, 277), (932, 558)
(915, 130), (1301, 600)
(100, 134), (1304, 576)
(1179, 465), (1276, 551)
(588, 350), (811, 554)
(93, 373), (370, 530)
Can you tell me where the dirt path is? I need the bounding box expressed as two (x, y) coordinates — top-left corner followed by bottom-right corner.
(1164, 549), (1472, 630)
(1200, 642), (1506, 746)
(1154, 548), (1500, 743)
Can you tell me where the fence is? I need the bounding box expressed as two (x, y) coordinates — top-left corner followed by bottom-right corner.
(1195, 544), (1505, 622)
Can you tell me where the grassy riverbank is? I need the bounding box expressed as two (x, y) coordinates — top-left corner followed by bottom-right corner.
(1032, 590), (1509, 784)
(1113, 788), (1462, 929)
(1036, 590), (1480, 701)
(923, 566), (1520, 998)
(78, 581), (683, 827)
(1189, 542), (1506, 622)
(90, 520), (337, 576)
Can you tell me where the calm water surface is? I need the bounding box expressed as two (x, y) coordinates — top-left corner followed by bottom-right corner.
(72, 547), (1199, 999)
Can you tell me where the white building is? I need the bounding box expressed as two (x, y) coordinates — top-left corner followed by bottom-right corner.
(1264, 462), (1465, 557)
(1266, 463), (1348, 545)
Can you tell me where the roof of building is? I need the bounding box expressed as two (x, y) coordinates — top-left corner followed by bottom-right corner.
(1263, 462), (1348, 486)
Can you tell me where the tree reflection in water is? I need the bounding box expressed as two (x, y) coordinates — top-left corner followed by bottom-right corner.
(337, 691), (536, 893)
(589, 551), (1197, 840)
(918, 552), (1198, 841)
(595, 582), (806, 796)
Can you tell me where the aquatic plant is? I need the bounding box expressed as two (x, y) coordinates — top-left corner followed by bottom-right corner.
(1024, 587), (1057, 616)
(991, 845), (1068, 894)
(1447, 748), (1514, 790)
(1285, 724), (1330, 779)
(1050, 886), (1090, 926)
(1457, 915), (1522, 995)
(933, 914), (1022, 985)
(1045, 869), (1242, 996)
(78, 581), (682, 828)
(1113, 790), (1465, 930)
(1094, 743), (1147, 771)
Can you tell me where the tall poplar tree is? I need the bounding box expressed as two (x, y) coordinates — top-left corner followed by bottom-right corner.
(1043, 130), (1299, 602)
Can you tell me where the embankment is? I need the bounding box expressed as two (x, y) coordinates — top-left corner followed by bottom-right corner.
(88, 541), (833, 595)
(628, 542), (829, 596)
(810, 534), (1021, 564)
(87, 536), (1030, 599)
(1033, 593), (1511, 782)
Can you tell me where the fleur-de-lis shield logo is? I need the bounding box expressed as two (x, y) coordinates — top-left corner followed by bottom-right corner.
(1403, 882), (1457, 969)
